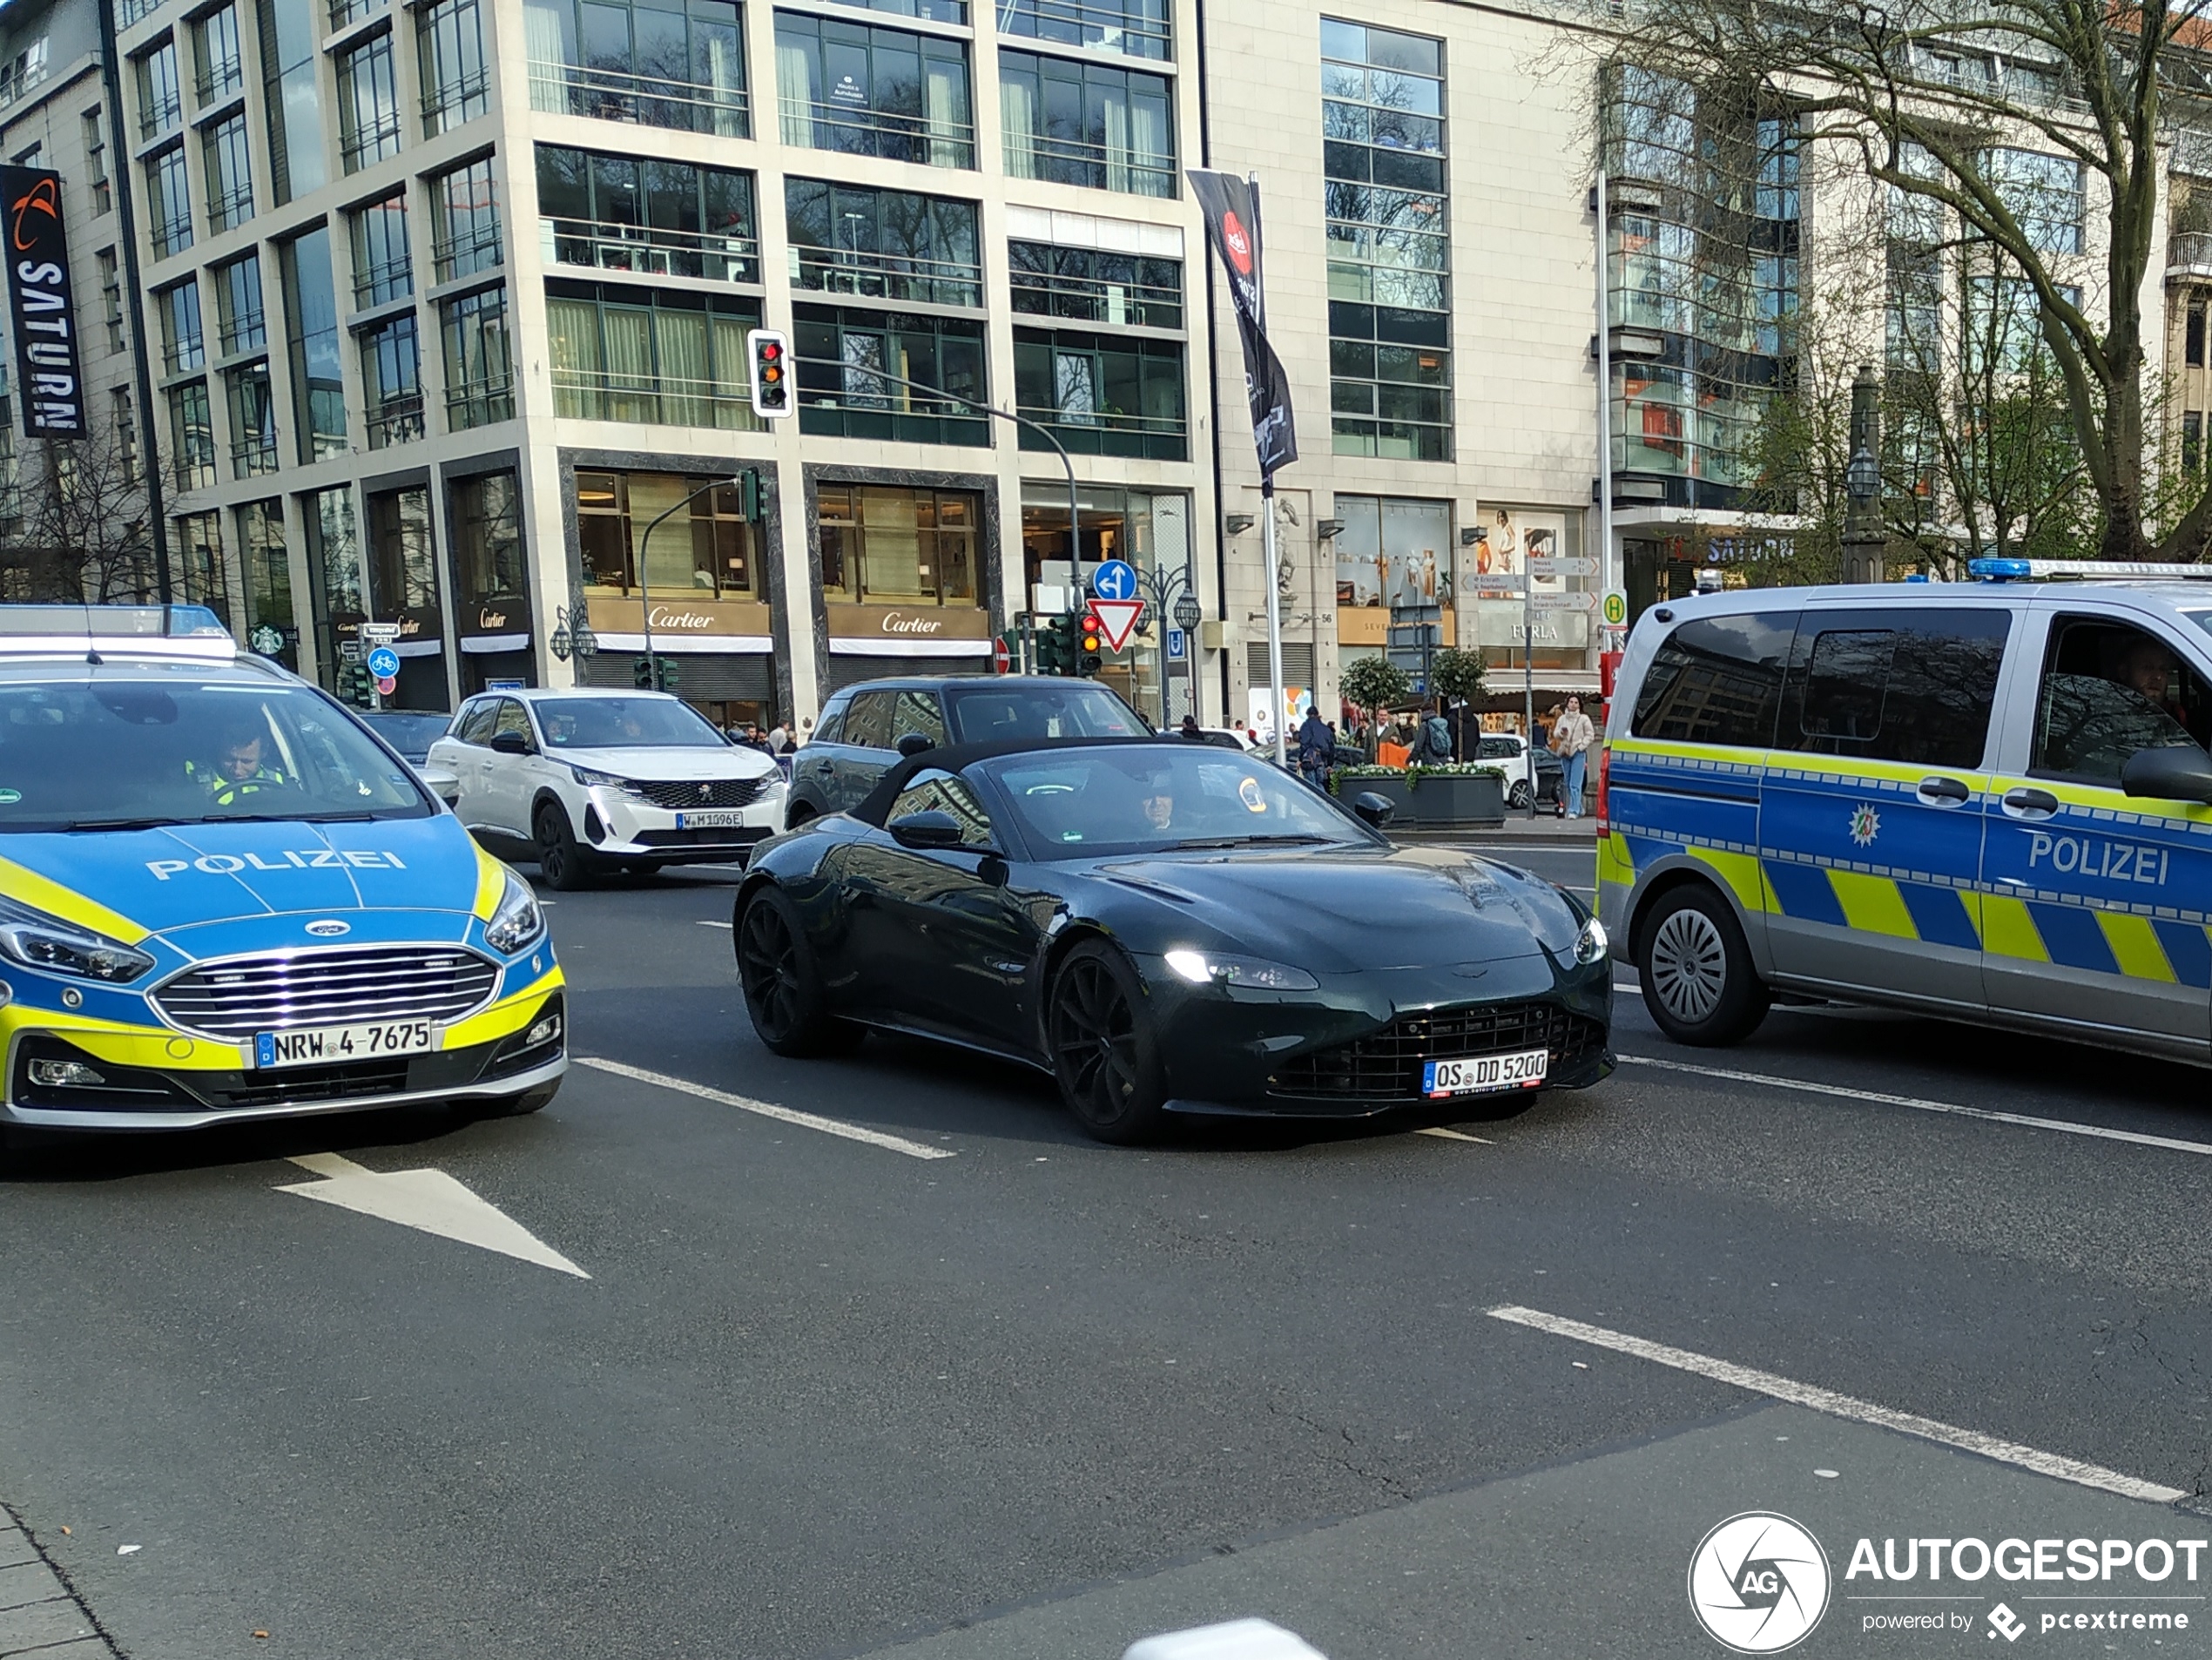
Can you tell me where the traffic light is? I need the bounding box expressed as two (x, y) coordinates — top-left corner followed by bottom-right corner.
(655, 655), (679, 693)
(746, 329), (792, 418)
(633, 655), (654, 689)
(738, 467), (765, 523)
(1035, 613), (1072, 676)
(631, 655), (679, 692)
(1078, 609), (1103, 676)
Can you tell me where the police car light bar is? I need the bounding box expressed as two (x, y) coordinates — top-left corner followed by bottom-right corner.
(0, 604), (235, 658)
(1969, 557), (2212, 583)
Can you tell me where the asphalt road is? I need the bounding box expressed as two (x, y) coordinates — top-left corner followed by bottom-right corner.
(3, 839), (2210, 1660)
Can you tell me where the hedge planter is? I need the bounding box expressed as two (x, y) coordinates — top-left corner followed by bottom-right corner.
(1406, 772), (1506, 828)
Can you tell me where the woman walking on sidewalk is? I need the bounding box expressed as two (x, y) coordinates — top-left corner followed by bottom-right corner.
(1550, 695), (1595, 819)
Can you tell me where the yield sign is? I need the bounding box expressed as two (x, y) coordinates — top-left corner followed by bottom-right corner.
(1091, 597), (1144, 652)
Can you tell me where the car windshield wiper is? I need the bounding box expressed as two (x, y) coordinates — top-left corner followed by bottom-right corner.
(186, 810), (385, 826)
(63, 817), (173, 832)
(1165, 833), (1336, 850)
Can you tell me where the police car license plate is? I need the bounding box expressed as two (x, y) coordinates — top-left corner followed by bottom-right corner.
(254, 1020), (436, 1069)
(1423, 1048), (1548, 1097)
(676, 810), (746, 828)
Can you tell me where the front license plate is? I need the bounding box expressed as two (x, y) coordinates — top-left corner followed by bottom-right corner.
(1422, 1047), (1548, 1098)
(676, 810), (747, 828)
(253, 1020), (435, 1070)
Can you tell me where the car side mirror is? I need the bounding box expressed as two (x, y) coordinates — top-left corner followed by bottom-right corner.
(888, 809), (967, 850)
(1352, 791), (1395, 828)
(2121, 745), (2212, 805)
(896, 731), (936, 759)
(489, 731), (532, 756)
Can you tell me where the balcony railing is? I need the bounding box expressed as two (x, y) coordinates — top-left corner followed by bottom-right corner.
(329, 0), (385, 28)
(995, 0), (1170, 60)
(793, 361), (989, 445)
(552, 367), (766, 431)
(230, 435), (279, 476)
(445, 375), (515, 429)
(790, 243), (980, 307)
(421, 71), (489, 136)
(366, 392), (425, 449)
(341, 112), (404, 173)
(779, 99), (974, 169)
(194, 61), (244, 105)
(1009, 267), (1180, 329)
(543, 217), (759, 285)
(206, 183), (253, 233)
(2172, 232), (2212, 277)
(1004, 132), (1172, 198)
(151, 213), (194, 259)
(529, 60), (749, 138)
(217, 313), (266, 357)
(161, 340), (206, 375)
(352, 260), (412, 309)
(432, 222), (503, 283)
(139, 97), (181, 141)
(1015, 402), (1186, 460)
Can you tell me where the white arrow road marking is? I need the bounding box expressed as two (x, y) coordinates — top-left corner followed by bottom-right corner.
(278, 1153), (590, 1279)
(1414, 1125), (1493, 1144)
(577, 1056), (955, 1159)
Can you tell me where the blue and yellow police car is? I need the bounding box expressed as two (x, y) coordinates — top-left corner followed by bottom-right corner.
(0, 604), (563, 1134)
(1599, 561), (2212, 1063)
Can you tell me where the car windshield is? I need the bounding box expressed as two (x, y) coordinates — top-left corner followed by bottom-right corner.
(360, 711), (453, 761)
(0, 678), (431, 831)
(980, 747), (1374, 860)
(943, 683), (1149, 744)
(536, 698), (725, 750)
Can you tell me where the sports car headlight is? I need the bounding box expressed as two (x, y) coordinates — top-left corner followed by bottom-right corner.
(1575, 915), (1608, 967)
(0, 895), (153, 982)
(1162, 948), (1319, 992)
(485, 871), (546, 955)
(570, 765), (633, 791)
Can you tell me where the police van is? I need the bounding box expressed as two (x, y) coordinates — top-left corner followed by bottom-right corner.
(0, 604), (564, 1136)
(1598, 562), (2212, 1063)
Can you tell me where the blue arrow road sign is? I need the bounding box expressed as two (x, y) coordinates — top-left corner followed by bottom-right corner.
(1092, 558), (1137, 601)
(1165, 627), (1186, 662)
(367, 646), (401, 678)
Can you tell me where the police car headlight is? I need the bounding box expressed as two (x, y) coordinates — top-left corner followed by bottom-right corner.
(484, 872), (546, 955)
(0, 895), (154, 983)
(1574, 915), (1608, 967)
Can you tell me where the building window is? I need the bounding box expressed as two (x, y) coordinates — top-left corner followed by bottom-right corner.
(1324, 18), (1450, 462)
(524, 0), (748, 138)
(1988, 149), (2083, 255)
(2187, 410), (2203, 476)
(1009, 241), (1180, 329)
(146, 145), (193, 258)
(280, 226), (347, 462)
(546, 280), (763, 428)
(367, 484), (440, 615)
(213, 252), (266, 356)
(418, 0), (489, 135)
(84, 109), (111, 215)
(98, 251), (125, 354)
(452, 470), (527, 613)
(817, 484), (978, 605)
(536, 145), (758, 282)
(225, 361), (277, 477)
(167, 381), (216, 491)
(173, 510), (230, 617)
(350, 194), (413, 308)
(260, 0), (327, 205)
(577, 471), (759, 597)
(136, 41), (182, 140)
(793, 305), (988, 444)
(202, 111), (253, 231)
(119, 0), (158, 29)
(193, 4), (244, 105)
(236, 499), (296, 668)
(111, 389), (139, 485)
(332, 0), (388, 29)
(158, 279), (204, 373)
(441, 285), (513, 428)
(305, 486), (364, 697)
(1013, 327), (1185, 460)
(430, 157), (502, 281)
(786, 179), (980, 306)
(998, 0), (1165, 59)
(999, 51), (1171, 196)
(2189, 300), (2206, 369)
(774, 14), (973, 168)
(359, 312), (423, 447)
(338, 33), (404, 172)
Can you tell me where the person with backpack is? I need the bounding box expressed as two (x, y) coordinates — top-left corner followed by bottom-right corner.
(1413, 705), (1454, 766)
(1296, 706), (1335, 786)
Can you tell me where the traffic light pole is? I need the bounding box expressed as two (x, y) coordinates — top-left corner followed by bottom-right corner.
(631, 473), (748, 691)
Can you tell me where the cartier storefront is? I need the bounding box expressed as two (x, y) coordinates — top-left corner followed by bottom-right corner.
(813, 475), (998, 692)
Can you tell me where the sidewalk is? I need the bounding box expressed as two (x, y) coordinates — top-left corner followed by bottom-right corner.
(1392, 812), (1599, 844)
(0, 1505), (115, 1659)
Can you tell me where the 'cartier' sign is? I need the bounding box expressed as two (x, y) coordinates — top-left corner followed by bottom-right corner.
(880, 612), (946, 635)
(647, 605), (718, 631)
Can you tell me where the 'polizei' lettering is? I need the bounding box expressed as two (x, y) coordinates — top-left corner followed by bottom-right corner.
(145, 851), (410, 879)
(2024, 832), (2169, 886)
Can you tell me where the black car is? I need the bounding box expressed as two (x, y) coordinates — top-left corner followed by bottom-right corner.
(787, 676), (1149, 828)
(733, 738), (1613, 1143)
(357, 708), (455, 765)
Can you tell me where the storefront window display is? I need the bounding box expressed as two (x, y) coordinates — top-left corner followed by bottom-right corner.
(1463, 505), (1588, 671)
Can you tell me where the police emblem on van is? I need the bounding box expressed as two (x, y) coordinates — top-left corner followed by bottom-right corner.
(1848, 803), (1881, 847)
(305, 919), (351, 937)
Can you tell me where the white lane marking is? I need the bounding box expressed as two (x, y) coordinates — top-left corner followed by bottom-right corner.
(1487, 1305), (2187, 1503)
(577, 1056), (955, 1160)
(1616, 1053), (2212, 1157)
(278, 1154), (590, 1278)
(1415, 1126), (1494, 1144)
(696, 919), (733, 928)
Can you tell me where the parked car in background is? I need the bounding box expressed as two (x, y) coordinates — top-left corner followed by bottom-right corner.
(1472, 732), (1564, 810)
(356, 709), (455, 765)
(786, 676), (1149, 826)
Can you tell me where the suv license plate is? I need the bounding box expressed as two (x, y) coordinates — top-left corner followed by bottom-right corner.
(1422, 1047), (1548, 1098)
(677, 810), (747, 828)
(254, 1020), (435, 1070)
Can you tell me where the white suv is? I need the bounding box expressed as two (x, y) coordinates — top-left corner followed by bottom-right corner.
(431, 688), (786, 887)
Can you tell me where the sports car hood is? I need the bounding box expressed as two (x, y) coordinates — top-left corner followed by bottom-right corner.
(1089, 844), (1581, 973)
(552, 745), (778, 781)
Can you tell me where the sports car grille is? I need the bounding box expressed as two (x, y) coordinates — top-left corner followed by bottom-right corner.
(1267, 1000), (1606, 1103)
(630, 775), (772, 809)
(154, 948), (500, 1038)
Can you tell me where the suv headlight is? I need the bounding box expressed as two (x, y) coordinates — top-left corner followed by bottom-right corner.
(1162, 948), (1319, 991)
(0, 895), (154, 982)
(570, 765), (632, 791)
(485, 871), (546, 955)
(1575, 915), (1608, 967)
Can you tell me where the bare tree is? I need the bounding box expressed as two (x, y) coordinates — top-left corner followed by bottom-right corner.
(0, 419), (155, 604)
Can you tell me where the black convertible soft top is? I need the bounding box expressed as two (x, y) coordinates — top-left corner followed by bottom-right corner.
(848, 736), (1181, 828)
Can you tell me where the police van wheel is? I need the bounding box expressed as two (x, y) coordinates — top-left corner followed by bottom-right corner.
(1638, 885), (1769, 1046)
(534, 805), (597, 891)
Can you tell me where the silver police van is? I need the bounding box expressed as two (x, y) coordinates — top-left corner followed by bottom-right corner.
(1597, 560), (2212, 1063)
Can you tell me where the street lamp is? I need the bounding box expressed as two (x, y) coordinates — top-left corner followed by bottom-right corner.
(548, 603), (597, 665)
(1846, 444), (1878, 503)
(1841, 362), (1885, 585)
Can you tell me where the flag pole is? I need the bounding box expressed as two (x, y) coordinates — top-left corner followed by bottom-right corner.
(1262, 473), (1287, 769)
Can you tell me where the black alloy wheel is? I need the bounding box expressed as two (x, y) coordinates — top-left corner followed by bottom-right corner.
(736, 887), (853, 1056)
(534, 803), (596, 891)
(1046, 941), (1168, 1144)
(1637, 883), (1770, 1046)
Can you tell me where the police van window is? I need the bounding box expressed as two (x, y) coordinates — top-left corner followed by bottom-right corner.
(841, 691), (895, 750)
(1782, 609), (2010, 768)
(2032, 617), (2209, 783)
(1629, 612), (1795, 747)
(889, 688), (948, 747)
(455, 700), (499, 746)
(887, 769), (994, 846)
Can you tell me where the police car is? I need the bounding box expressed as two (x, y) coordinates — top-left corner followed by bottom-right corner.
(1599, 561), (2212, 1063)
(0, 604), (564, 1135)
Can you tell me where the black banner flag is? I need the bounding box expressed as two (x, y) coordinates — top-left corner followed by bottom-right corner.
(1187, 168), (1297, 478)
(1, 167), (84, 438)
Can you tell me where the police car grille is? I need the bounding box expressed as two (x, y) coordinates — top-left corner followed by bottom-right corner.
(154, 948), (500, 1038)
(1268, 1000), (1607, 1103)
(631, 776), (770, 809)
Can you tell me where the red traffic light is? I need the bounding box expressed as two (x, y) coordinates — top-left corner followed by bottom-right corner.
(1082, 611), (1100, 631)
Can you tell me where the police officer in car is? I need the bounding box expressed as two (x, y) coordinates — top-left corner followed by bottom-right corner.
(201, 724), (289, 807)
